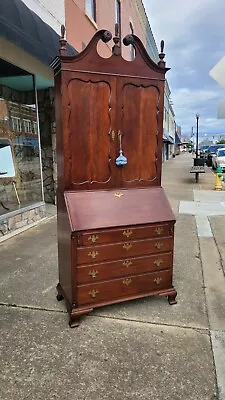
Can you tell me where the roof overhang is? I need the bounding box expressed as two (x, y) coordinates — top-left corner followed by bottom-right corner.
(175, 132), (182, 144)
(163, 131), (174, 144)
(0, 0), (77, 67)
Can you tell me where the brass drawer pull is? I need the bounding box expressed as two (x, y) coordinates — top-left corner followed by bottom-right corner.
(155, 227), (164, 235)
(89, 289), (99, 298)
(88, 251), (99, 259)
(155, 242), (163, 250)
(169, 226), (174, 235)
(114, 192), (123, 198)
(154, 259), (163, 267)
(154, 277), (162, 285)
(123, 243), (133, 251)
(88, 234), (99, 243)
(123, 260), (132, 268)
(123, 278), (132, 286)
(123, 229), (133, 238)
(89, 270), (99, 278)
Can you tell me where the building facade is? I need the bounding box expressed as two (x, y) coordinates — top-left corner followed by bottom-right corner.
(65, 0), (159, 61)
(0, 0), (66, 237)
(162, 81), (176, 161)
(0, 0), (175, 239)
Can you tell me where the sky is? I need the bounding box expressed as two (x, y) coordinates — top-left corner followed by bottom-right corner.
(143, 0), (225, 139)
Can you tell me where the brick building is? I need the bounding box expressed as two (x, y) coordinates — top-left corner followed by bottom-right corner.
(65, 0), (159, 61)
(0, 0), (168, 238)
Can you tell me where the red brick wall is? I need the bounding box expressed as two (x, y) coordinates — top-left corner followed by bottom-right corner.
(65, 0), (149, 59)
(0, 99), (8, 120)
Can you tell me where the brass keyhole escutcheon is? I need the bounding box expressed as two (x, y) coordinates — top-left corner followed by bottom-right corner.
(88, 251), (99, 259)
(89, 289), (99, 298)
(123, 278), (132, 286)
(123, 243), (133, 251)
(154, 259), (163, 267)
(123, 260), (132, 268)
(123, 229), (133, 238)
(155, 242), (163, 250)
(155, 227), (164, 235)
(89, 270), (99, 278)
(111, 130), (116, 141)
(154, 277), (162, 285)
(88, 235), (99, 243)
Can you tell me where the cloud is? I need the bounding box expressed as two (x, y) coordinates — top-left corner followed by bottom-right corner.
(173, 88), (220, 110)
(143, 0), (225, 134)
(143, 0), (218, 45)
(172, 87), (225, 133)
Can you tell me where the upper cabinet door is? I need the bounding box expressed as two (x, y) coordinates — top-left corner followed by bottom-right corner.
(54, 30), (168, 192)
(63, 73), (117, 190)
(116, 78), (162, 188)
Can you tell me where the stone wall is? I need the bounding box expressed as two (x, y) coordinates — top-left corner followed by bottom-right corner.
(0, 204), (46, 238)
(37, 88), (56, 204)
(52, 124), (57, 204)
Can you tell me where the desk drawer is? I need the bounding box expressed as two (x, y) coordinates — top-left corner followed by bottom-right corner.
(80, 224), (172, 246)
(77, 236), (173, 265)
(77, 269), (172, 306)
(77, 252), (173, 284)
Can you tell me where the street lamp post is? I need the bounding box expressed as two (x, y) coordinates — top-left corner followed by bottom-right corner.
(196, 114), (199, 158)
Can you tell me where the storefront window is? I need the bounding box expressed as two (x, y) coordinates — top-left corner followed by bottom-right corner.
(0, 83), (43, 216)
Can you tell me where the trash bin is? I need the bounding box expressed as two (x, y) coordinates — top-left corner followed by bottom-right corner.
(193, 158), (204, 167)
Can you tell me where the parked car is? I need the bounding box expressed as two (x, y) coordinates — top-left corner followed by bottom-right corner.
(206, 144), (225, 167)
(199, 145), (209, 159)
(212, 148), (225, 170)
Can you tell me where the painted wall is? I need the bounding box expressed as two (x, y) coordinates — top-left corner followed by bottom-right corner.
(163, 80), (170, 134)
(65, 0), (158, 59)
(21, 0), (65, 35)
(134, 0), (159, 62)
(169, 105), (176, 140)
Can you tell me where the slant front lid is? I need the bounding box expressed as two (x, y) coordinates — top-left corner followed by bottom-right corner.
(64, 187), (175, 232)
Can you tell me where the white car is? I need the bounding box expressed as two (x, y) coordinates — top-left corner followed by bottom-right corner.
(212, 148), (225, 170)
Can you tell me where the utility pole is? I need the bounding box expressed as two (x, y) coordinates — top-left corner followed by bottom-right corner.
(196, 114), (199, 158)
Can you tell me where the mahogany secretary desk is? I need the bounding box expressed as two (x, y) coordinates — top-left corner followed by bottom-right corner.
(52, 27), (177, 327)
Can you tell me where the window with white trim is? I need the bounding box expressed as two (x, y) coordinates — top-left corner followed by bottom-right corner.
(85, 0), (96, 22)
(23, 119), (32, 133)
(115, 0), (121, 27)
(11, 117), (21, 132)
(33, 121), (38, 134)
(129, 21), (135, 61)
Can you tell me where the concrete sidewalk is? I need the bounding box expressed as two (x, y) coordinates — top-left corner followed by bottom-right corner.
(1, 153), (225, 400)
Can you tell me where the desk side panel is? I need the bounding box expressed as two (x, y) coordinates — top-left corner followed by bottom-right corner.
(57, 194), (73, 305)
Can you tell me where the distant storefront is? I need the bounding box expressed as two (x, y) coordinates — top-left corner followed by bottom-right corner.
(0, 0), (75, 238)
(174, 126), (182, 156)
(162, 131), (174, 161)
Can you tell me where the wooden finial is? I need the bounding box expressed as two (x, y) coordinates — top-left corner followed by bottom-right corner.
(61, 25), (65, 39)
(59, 24), (67, 56)
(112, 23), (121, 56)
(158, 39), (166, 67)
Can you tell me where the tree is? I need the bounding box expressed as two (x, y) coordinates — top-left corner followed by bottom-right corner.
(199, 140), (212, 146)
(217, 140), (225, 144)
